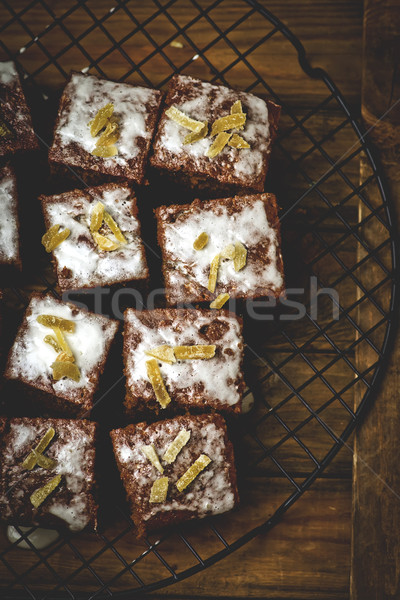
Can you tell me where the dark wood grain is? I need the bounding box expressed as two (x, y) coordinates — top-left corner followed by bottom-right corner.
(351, 0), (400, 598)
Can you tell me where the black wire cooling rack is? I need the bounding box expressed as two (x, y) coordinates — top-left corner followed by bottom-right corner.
(0, 0), (399, 598)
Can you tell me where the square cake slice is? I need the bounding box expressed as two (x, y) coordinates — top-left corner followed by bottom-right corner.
(110, 413), (239, 537)
(4, 294), (119, 417)
(155, 193), (285, 305)
(40, 182), (149, 292)
(0, 417), (98, 532)
(150, 74), (280, 194)
(0, 163), (21, 271)
(49, 72), (162, 185)
(0, 61), (39, 157)
(123, 308), (245, 417)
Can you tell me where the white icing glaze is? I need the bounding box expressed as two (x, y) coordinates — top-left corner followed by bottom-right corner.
(162, 198), (283, 295)
(7, 525), (59, 550)
(0, 61), (17, 85)
(157, 75), (270, 181)
(43, 185), (148, 288)
(125, 310), (243, 407)
(56, 73), (160, 167)
(114, 418), (235, 521)
(0, 168), (19, 261)
(6, 295), (117, 395)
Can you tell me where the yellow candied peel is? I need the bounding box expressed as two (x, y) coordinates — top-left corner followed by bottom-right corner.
(22, 427), (55, 471)
(210, 293), (230, 309)
(233, 241), (247, 272)
(52, 327), (73, 356)
(220, 243), (235, 260)
(176, 454), (211, 492)
(96, 121), (120, 147)
(90, 202), (105, 233)
(34, 452), (57, 471)
(37, 315), (75, 333)
(92, 231), (120, 251)
(92, 144), (118, 158)
(165, 106), (205, 133)
(149, 477), (169, 503)
(146, 359), (172, 409)
(230, 100), (243, 114)
(193, 232), (209, 251)
(0, 119), (12, 138)
(103, 211), (127, 244)
(88, 103), (114, 137)
(56, 352), (75, 363)
(207, 254), (220, 293)
(41, 225), (70, 253)
(145, 345), (176, 364)
(184, 122), (208, 145)
(43, 335), (63, 354)
(141, 445), (164, 474)
(174, 345), (216, 360)
(210, 112), (246, 137)
(51, 360), (80, 382)
(30, 474), (62, 509)
(228, 134), (250, 149)
(162, 429), (191, 464)
(206, 132), (232, 159)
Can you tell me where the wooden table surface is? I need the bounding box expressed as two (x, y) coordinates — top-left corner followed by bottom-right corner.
(1, 1), (397, 599)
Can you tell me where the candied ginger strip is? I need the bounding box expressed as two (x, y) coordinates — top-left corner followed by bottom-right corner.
(22, 427), (55, 471)
(228, 133), (250, 149)
(37, 315), (75, 333)
(35, 452), (57, 470)
(176, 454), (211, 492)
(51, 360), (80, 382)
(103, 211), (127, 244)
(92, 231), (119, 251)
(210, 293), (230, 309)
(184, 122), (208, 144)
(207, 254), (220, 293)
(230, 100), (243, 114)
(43, 335), (63, 354)
(141, 445), (164, 473)
(163, 429), (191, 464)
(146, 359), (171, 409)
(149, 477), (169, 503)
(206, 132), (232, 159)
(220, 244), (235, 260)
(30, 474), (62, 509)
(165, 106), (204, 133)
(145, 345), (176, 364)
(96, 121), (120, 147)
(210, 113), (246, 137)
(90, 202), (105, 233)
(230, 100), (244, 130)
(41, 224), (60, 252)
(174, 345), (216, 360)
(193, 232), (209, 251)
(233, 241), (247, 272)
(92, 144), (118, 158)
(89, 103), (114, 137)
(52, 327), (73, 356)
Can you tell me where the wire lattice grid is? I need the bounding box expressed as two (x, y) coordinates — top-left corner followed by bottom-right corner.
(0, 0), (398, 597)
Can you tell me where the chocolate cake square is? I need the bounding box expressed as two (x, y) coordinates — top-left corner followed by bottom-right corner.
(123, 308), (245, 417)
(0, 417), (98, 532)
(110, 413), (239, 536)
(4, 294), (119, 417)
(0, 162), (21, 272)
(0, 61), (39, 157)
(40, 182), (149, 292)
(155, 193), (285, 305)
(150, 74), (280, 194)
(48, 72), (162, 185)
